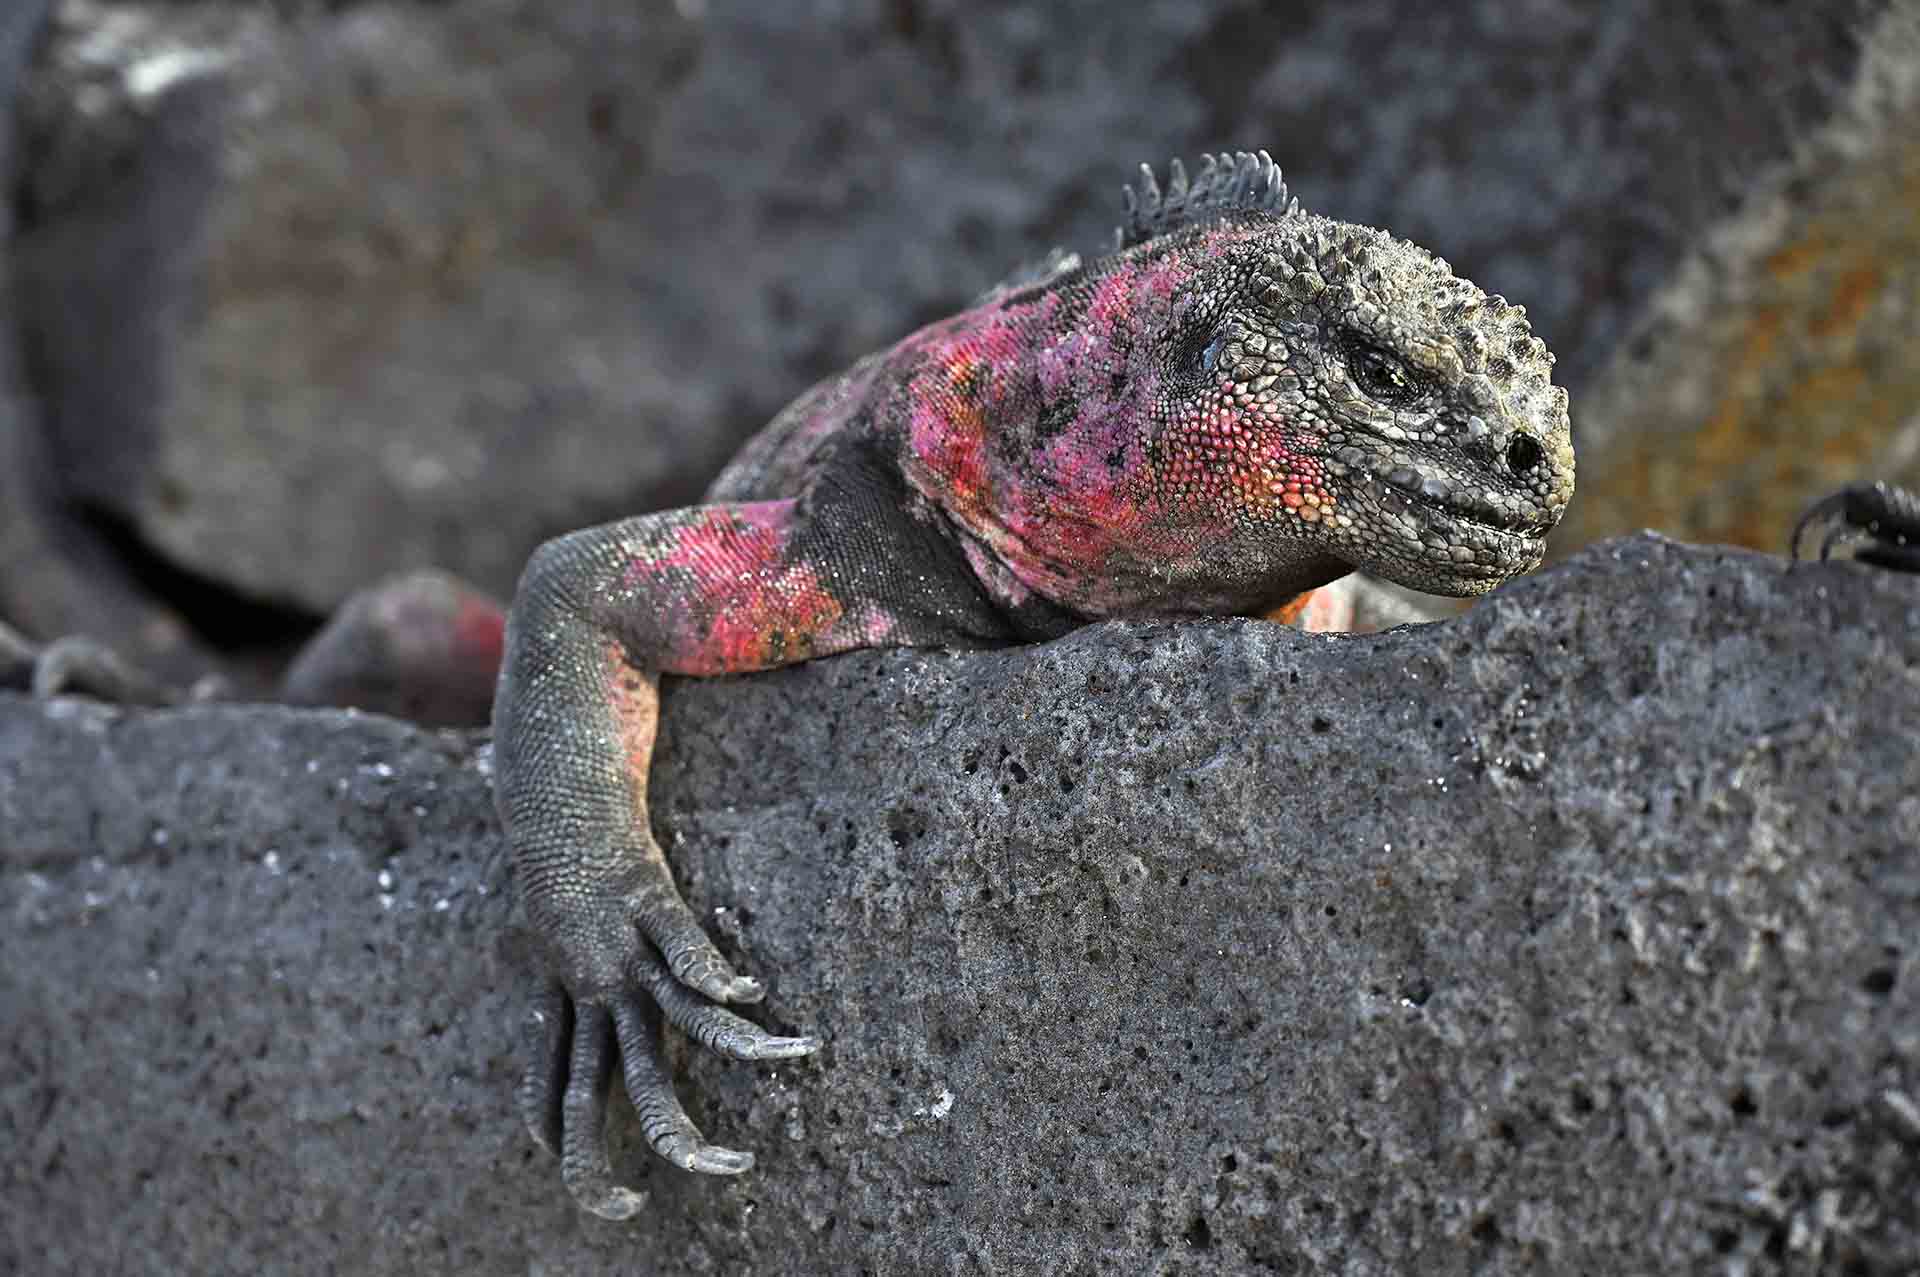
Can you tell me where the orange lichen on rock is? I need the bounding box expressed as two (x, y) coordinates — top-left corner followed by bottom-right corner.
(1562, 74), (1920, 556)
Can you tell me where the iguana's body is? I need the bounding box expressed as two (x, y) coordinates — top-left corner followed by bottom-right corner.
(492, 152), (1578, 1218)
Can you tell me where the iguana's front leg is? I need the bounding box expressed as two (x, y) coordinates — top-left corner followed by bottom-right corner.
(493, 493), (995, 1217)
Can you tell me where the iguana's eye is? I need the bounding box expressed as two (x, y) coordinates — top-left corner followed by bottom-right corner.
(1348, 342), (1420, 405)
(1198, 331), (1229, 377)
(1174, 327), (1230, 382)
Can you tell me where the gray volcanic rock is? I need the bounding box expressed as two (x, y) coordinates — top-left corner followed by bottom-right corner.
(0, 0), (47, 237)
(0, 0), (219, 681)
(2, 534), (1917, 1274)
(17, 0), (713, 615)
(12, 0), (1871, 614)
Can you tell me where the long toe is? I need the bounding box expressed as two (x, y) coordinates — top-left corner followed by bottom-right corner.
(517, 983), (571, 1156)
(610, 997), (759, 1176)
(560, 1004), (648, 1219)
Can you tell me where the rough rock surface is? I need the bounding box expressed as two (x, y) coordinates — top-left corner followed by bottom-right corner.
(3, 535), (1917, 1275)
(12, 0), (1873, 615)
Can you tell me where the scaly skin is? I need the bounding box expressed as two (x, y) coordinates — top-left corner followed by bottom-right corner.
(493, 151), (1578, 1217)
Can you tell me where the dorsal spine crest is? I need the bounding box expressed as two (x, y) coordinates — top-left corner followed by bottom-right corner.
(1114, 149), (1297, 250)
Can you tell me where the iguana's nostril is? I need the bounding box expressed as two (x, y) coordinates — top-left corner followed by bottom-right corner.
(1507, 434), (1544, 475)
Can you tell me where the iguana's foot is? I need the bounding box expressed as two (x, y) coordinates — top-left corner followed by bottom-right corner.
(0, 622), (213, 704)
(1792, 481), (1920, 573)
(514, 853), (819, 1218)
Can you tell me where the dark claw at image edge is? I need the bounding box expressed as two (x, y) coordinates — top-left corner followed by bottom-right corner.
(1790, 481), (1920, 574)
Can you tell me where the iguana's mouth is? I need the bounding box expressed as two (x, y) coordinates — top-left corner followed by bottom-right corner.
(1345, 467), (1555, 585)
(1358, 464), (1552, 538)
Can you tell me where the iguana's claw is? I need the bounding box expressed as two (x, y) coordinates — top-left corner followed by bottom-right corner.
(632, 881), (767, 1005)
(0, 624), (196, 704)
(518, 930), (818, 1218)
(632, 951), (820, 1061)
(1792, 481), (1920, 572)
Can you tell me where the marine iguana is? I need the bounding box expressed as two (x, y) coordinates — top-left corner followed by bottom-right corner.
(492, 149), (1586, 1218)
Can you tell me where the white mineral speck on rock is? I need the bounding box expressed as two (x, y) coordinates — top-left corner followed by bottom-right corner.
(1879, 1089), (1920, 1142)
(124, 46), (230, 101)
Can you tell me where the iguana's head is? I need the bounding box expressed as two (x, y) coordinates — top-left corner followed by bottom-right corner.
(898, 151), (1574, 616)
(1123, 153), (1575, 600)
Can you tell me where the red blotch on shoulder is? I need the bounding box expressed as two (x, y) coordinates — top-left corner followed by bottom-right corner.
(646, 505), (852, 673)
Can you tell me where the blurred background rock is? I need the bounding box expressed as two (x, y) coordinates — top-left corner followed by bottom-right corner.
(2, 0), (1913, 700)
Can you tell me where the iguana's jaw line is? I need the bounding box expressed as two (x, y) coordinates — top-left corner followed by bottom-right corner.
(1347, 470), (1552, 588)
(1357, 462), (1551, 536)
